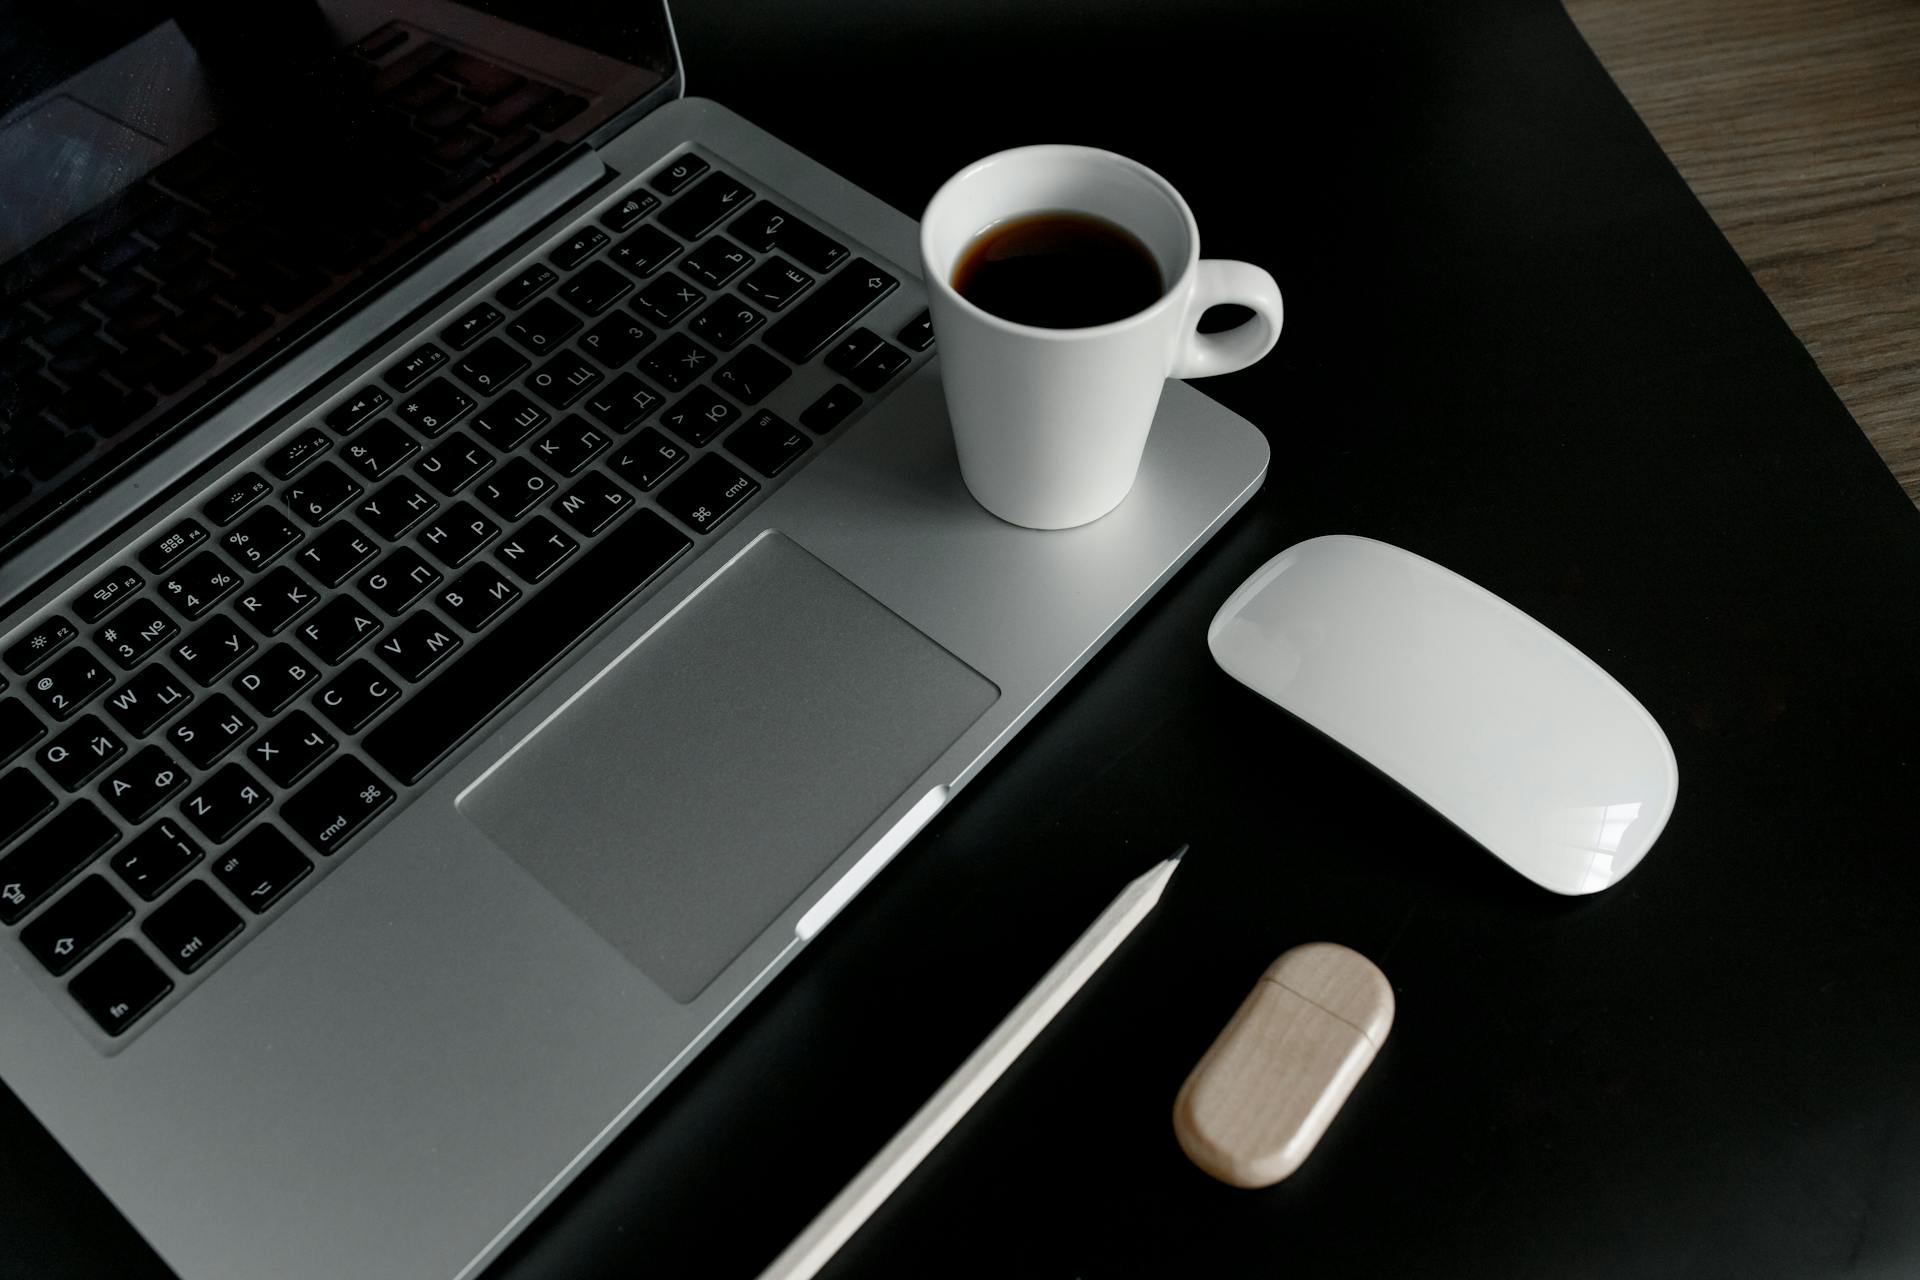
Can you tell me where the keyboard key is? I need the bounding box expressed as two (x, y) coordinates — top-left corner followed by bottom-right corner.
(203, 472), (272, 526)
(496, 517), (578, 582)
(100, 745), (189, 823)
(379, 613), (466, 682)
(315, 659), (401, 731)
(4, 614), (76, 675)
(68, 939), (171, 1035)
(659, 171), (754, 240)
(470, 389), (550, 451)
(27, 647), (113, 720)
(416, 502), (500, 567)
(602, 189), (660, 232)
(356, 475), (439, 541)
(141, 879), (241, 974)
(394, 378), (474, 437)
(727, 201), (850, 273)
(712, 345), (791, 405)
(739, 256), (814, 310)
(439, 564), (521, 632)
(505, 298), (581, 355)
(38, 715), (124, 790)
(96, 599), (178, 670)
(137, 518), (208, 573)
(824, 326), (884, 376)
(550, 225), (609, 270)
(658, 452), (760, 534)
(726, 409), (811, 477)
(765, 259), (898, 361)
(384, 342), (447, 391)
(165, 693), (255, 769)
(581, 373), (663, 432)
(440, 303), (503, 351)
(559, 261), (633, 315)
(111, 820), (202, 901)
(554, 471), (633, 537)
(0, 768), (55, 846)
(103, 664), (193, 738)
(157, 552), (243, 622)
(247, 711), (336, 788)
(690, 298), (766, 351)
(475, 457), (555, 521)
(418, 433), (495, 496)
(297, 596), (382, 667)
(579, 313), (655, 368)
(23, 875), (132, 975)
(633, 272), (705, 327)
(607, 429), (688, 492)
(527, 350), (603, 409)
(681, 236), (755, 289)
(529, 417), (609, 476)
(660, 386), (741, 447)
(265, 426), (333, 480)
(233, 566), (319, 636)
(171, 614), (256, 686)
(897, 309), (935, 351)
(849, 341), (910, 391)
(363, 510), (689, 784)
(182, 764), (270, 843)
(222, 506), (302, 572)
(73, 566), (144, 624)
(0, 698), (45, 765)
(281, 461), (362, 527)
(361, 547), (442, 615)
(650, 151), (709, 196)
(324, 385), (394, 433)
(282, 757), (395, 856)
(642, 334), (716, 393)
(340, 420), (418, 482)
(0, 802), (119, 924)
(211, 826), (311, 912)
(451, 336), (529, 396)
(608, 225), (680, 278)
(236, 645), (319, 716)
(496, 263), (557, 309)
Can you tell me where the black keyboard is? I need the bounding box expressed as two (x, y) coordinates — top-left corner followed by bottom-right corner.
(0, 20), (589, 542)
(0, 145), (936, 1043)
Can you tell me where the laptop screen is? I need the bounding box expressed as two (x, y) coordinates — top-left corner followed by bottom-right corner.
(0, 0), (674, 559)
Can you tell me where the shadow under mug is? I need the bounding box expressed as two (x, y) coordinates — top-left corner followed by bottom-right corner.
(921, 145), (1284, 530)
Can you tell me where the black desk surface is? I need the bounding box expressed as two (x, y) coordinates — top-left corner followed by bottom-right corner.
(11, 1), (1920, 1276)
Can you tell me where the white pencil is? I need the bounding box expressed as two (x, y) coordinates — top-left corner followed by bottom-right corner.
(757, 849), (1185, 1280)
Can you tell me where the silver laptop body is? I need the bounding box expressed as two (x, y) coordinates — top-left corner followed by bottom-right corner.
(0, 13), (1267, 1277)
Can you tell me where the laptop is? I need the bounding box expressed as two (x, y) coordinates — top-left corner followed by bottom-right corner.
(0, 4), (1268, 1276)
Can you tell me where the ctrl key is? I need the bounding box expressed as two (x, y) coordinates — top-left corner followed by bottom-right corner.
(69, 939), (172, 1036)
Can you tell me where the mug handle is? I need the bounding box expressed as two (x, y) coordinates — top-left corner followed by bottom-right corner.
(1171, 259), (1285, 379)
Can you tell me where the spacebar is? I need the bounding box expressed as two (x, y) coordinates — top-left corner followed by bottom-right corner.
(364, 509), (692, 784)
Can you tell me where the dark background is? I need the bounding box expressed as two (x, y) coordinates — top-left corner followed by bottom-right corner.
(10, 0), (1920, 1276)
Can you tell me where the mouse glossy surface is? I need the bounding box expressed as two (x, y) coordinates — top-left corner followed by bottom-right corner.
(1209, 536), (1677, 894)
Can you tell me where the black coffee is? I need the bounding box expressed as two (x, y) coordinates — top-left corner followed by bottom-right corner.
(952, 211), (1163, 328)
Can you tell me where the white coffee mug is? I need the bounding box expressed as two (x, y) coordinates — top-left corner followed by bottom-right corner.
(921, 145), (1283, 529)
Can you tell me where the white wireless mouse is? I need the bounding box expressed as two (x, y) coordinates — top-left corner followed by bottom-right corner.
(1209, 535), (1678, 894)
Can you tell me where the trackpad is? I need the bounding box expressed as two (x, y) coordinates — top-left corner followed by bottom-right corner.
(459, 532), (998, 1002)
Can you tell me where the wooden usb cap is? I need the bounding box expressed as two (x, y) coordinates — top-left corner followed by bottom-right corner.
(1173, 942), (1393, 1188)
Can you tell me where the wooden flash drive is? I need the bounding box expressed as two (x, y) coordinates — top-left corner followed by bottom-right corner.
(1172, 942), (1393, 1187)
